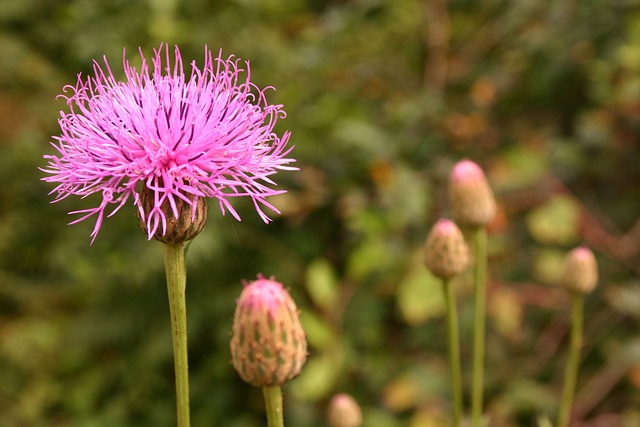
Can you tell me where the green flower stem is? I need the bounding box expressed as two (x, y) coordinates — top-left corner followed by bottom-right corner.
(471, 227), (487, 427)
(442, 278), (463, 427)
(556, 293), (584, 427)
(262, 386), (284, 427)
(162, 242), (191, 427)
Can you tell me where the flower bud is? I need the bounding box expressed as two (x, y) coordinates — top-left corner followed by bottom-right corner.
(230, 277), (307, 387)
(424, 219), (470, 280)
(327, 393), (363, 427)
(449, 160), (496, 228)
(561, 246), (598, 295)
(137, 187), (208, 243)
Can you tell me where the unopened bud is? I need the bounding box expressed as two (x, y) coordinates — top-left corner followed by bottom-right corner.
(138, 187), (208, 243)
(424, 219), (470, 280)
(327, 393), (362, 427)
(561, 246), (598, 295)
(230, 277), (307, 387)
(449, 160), (496, 228)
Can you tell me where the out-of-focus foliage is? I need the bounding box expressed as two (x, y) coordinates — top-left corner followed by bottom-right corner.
(1, 0), (640, 426)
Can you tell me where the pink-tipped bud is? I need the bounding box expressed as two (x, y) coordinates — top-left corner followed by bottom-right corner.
(449, 160), (496, 228)
(327, 393), (363, 427)
(561, 246), (598, 295)
(424, 219), (470, 280)
(230, 277), (307, 387)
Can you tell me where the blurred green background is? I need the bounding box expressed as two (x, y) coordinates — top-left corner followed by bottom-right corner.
(1, 0), (640, 426)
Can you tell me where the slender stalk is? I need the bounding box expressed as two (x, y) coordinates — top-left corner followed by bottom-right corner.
(442, 278), (463, 427)
(262, 385), (284, 427)
(162, 242), (191, 427)
(471, 227), (487, 427)
(556, 294), (584, 427)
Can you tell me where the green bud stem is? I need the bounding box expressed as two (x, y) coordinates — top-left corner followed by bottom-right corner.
(556, 293), (584, 427)
(471, 227), (487, 427)
(442, 278), (463, 427)
(263, 385), (284, 427)
(163, 242), (191, 427)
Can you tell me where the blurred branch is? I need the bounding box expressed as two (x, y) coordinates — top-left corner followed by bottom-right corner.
(573, 354), (634, 421)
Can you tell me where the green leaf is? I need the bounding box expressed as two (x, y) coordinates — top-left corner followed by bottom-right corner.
(526, 194), (580, 245)
(396, 255), (444, 326)
(492, 144), (549, 191)
(299, 310), (335, 350)
(537, 415), (554, 427)
(532, 247), (566, 285)
(290, 352), (343, 400)
(305, 258), (339, 311)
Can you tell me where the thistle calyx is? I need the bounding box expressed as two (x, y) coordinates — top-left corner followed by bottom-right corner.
(137, 187), (208, 243)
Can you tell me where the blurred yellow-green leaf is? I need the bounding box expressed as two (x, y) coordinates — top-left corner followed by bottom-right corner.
(290, 351), (343, 401)
(532, 247), (566, 285)
(299, 309), (335, 350)
(526, 195), (580, 245)
(488, 285), (523, 340)
(492, 144), (549, 191)
(305, 258), (339, 312)
(382, 365), (448, 413)
(409, 408), (448, 427)
(396, 254), (445, 326)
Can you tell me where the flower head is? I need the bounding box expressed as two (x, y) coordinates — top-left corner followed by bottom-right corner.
(561, 246), (598, 295)
(327, 393), (363, 427)
(423, 218), (470, 280)
(449, 159), (496, 228)
(230, 276), (307, 387)
(42, 44), (294, 242)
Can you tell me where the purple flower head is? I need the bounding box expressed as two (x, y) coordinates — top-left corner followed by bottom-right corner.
(42, 44), (295, 243)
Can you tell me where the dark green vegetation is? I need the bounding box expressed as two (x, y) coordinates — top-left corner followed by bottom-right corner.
(1, 0), (639, 425)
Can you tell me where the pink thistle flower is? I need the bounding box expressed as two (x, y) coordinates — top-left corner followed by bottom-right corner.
(42, 44), (295, 243)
